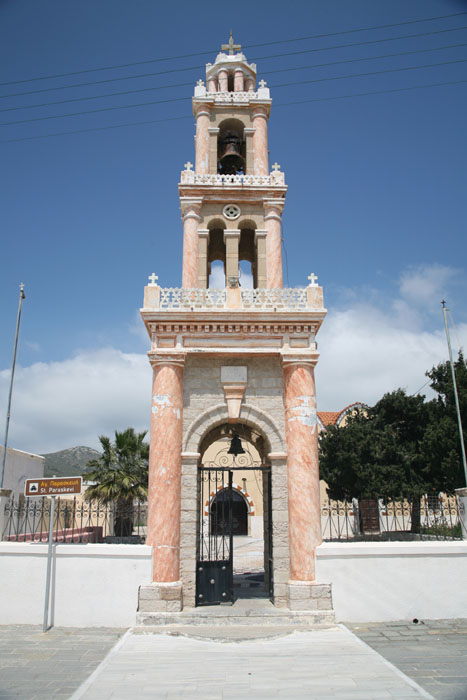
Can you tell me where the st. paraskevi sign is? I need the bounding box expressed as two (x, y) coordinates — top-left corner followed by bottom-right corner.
(24, 476), (82, 497)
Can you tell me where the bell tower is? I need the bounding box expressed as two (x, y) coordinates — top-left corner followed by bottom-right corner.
(139, 36), (332, 618)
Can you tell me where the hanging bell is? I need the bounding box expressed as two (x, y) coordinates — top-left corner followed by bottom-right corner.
(227, 434), (245, 456)
(219, 132), (244, 175)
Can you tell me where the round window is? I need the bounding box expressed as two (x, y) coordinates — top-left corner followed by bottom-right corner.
(223, 204), (241, 220)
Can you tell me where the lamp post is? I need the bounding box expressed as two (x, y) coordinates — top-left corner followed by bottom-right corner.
(0, 283), (26, 489)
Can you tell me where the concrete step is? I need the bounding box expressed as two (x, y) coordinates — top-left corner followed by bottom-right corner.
(132, 624), (336, 641)
(136, 607), (335, 628)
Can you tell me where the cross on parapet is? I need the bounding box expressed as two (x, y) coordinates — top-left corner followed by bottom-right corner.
(258, 79), (267, 88)
(272, 162), (281, 171)
(196, 79), (204, 87)
(148, 273), (159, 285)
(184, 161), (193, 171)
(308, 272), (318, 286)
(221, 31), (241, 55)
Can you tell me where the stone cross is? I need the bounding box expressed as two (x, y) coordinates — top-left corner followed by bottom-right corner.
(148, 273), (159, 285)
(184, 161), (193, 171)
(308, 272), (318, 286)
(272, 162), (281, 171)
(196, 79), (204, 87)
(258, 79), (267, 88)
(221, 31), (241, 55)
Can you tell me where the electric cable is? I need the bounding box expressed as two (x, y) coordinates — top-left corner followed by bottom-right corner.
(1, 77), (465, 145)
(1, 11), (465, 87)
(2, 24), (466, 100)
(2, 58), (465, 128)
(3, 42), (465, 114)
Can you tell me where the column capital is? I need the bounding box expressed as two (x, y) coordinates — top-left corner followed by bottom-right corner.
(252, 106), (268, 120)
(281, 354), (318, 368)
(194, 104), (211, 118)
(148, 353), (186, 369)
(197, 228), (209, 238)
(223, 228), (241, 242)
(264, 198), (285, 216)
(180, 196), (203, 219)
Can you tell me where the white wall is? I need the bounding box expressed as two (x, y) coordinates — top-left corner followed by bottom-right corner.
(316, 541), (467, 622)
(0, 543), (152, 627)
(1, 541), (466, 627)
(0, 446), (44, 496)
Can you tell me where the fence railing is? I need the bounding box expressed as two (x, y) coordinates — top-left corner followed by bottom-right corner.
(321, 495), (462, 541)
(2, 497), (148, 544)
(2, 494), (462, 544)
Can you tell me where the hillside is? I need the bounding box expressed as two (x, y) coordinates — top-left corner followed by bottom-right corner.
(41, 446), (101, 477)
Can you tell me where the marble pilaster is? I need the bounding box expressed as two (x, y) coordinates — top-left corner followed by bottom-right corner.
(181, 198), (202, 288)
(264, 199), (284, 288)
(283, 358), (321, 583)
(252, 107), (269, 175)
(147, 355), (185, 584)
(194, 106), (211, 174)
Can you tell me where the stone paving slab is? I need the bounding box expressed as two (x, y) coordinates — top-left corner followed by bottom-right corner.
(348, 620), (467, 700)
(71, 626), (434, 700)
(0, 625), (125, 699)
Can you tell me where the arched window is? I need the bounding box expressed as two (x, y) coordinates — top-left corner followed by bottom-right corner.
(210, 489), (248, 536)
(217, 119), (245, 174)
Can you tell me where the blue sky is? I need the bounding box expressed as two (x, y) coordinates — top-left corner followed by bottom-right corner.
(1, 0), (466, 453)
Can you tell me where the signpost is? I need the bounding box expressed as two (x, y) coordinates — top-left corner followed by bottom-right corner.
(25, 476), (82, 632)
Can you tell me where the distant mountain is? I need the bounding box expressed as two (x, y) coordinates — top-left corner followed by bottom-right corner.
(41, 446), (101, 477)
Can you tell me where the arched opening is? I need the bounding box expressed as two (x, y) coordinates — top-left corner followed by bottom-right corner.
(207, 218), (226, 288)
(217, 119), (246, 175)
(238, 222), (257, 287)
(196, 423), (273, 605)
(211, 488), (248, 536)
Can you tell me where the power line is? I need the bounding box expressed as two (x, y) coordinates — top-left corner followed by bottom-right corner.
(2, 24), (467, 100)
(1, 11), (465, 87)
(1, 77), (465, 145)
(2, 58), (465, 128)
(3, 42), (465, 115)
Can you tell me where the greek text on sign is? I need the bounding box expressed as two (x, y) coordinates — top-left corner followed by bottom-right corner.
(24, 477), (83, 497)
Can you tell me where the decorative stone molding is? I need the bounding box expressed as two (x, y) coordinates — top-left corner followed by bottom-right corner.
(179, 172), (285, 186)
(148, 353), (186, 369)
(183, 402), (285, 454)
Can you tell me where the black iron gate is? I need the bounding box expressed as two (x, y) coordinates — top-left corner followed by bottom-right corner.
(196, 468), (234, 606)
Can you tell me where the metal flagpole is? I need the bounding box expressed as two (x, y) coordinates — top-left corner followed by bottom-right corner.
(441, 301), (467, 486)
(0, 283), (26, 490)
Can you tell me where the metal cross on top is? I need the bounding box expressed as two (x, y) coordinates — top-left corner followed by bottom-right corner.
(221, 31), (241, 55)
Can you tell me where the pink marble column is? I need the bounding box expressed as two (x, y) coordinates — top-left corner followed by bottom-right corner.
(283, 359), (321, 581)
(264, 200), (284, 288)
(246, 77), (255, 92)
(181, 198), (202, 288)
(234, 69), (244, 92)
(207, 77), (217, 92)
(147, 356), (185, 583)
(252, 107), (269, 175)
(195, 106), (210, 174)
(218, 69), (228, 91)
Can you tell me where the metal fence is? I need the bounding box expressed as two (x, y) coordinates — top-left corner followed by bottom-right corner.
(1, 493), (462, 544)
(2, 497), (148, 544)
(321, 494), (462, 541)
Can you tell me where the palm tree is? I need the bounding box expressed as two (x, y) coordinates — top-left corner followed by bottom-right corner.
(84, 428), (149, 536)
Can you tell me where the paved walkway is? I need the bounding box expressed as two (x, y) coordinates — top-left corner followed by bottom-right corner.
(349, 620), (467, 700)
(0, 621), (465, 699)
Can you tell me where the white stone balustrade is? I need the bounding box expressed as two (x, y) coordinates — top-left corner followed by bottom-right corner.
(180, 171), (285, 186)
(144, 286), (322, 311)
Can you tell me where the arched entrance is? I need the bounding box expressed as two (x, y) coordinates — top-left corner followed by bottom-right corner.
(196, 422), (273, 606)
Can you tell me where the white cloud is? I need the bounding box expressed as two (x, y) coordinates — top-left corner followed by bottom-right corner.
(0, 348), (152, 454)
(398, 264), (459, 307)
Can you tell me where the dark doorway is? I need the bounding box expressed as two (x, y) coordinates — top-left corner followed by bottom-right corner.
(211, 489), (248, 536)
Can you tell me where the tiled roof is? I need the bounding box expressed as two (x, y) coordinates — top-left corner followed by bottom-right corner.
(317, 411), (340, 427)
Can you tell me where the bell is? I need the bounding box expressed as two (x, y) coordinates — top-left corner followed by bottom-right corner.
(227, 434), (245, 456)
(219, 132), (244, 175)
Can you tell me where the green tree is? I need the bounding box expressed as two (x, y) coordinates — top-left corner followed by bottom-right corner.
(84, 428), (149, 536)
(319, 390), (431, 501)
(423, 352), (467, 491)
